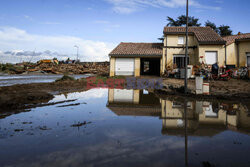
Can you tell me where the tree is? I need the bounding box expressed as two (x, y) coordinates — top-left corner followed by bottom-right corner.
(166, 16), (180, 26)
(167, 15), (201, 27)
(205, 20), (218, 33)
(218, 25), (233, 37)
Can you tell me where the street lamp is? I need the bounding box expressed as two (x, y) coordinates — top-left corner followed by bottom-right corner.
(74, 45), (79, 61)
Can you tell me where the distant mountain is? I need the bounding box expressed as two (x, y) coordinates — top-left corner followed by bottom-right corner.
(0, 50), (69, 64)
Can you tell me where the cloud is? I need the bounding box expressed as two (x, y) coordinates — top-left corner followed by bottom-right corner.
(105, 0), (221, 14)
(23, 15), (33, 21)
(0, 27), (116, 63)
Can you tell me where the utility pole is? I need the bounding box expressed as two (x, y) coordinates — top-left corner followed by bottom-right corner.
(184, 0), (189, 94)
(74, 45), (79, 61)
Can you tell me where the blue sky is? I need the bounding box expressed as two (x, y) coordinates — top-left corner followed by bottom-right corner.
(0, 0), (249, 62)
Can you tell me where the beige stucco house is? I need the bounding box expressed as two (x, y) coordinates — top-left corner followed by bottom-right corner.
(109, 26), (249, 77)
(223, 33), (250, 67)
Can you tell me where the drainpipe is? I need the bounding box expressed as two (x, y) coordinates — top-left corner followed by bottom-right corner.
(224, 45), (227, 66)
(165, 35), (168, 70)
(236, 42), (240, 67)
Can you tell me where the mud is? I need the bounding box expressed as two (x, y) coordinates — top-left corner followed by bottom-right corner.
(0, 79), (88, 110)
(161, 78), (250, 101)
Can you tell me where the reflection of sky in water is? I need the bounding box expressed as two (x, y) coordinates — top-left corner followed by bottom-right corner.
(0, 88), (250, 167)
(0, 74), (91, 86)
(51, 88), (107, 102)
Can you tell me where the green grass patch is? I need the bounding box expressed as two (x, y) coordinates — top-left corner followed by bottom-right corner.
(55, 75), (75, 82)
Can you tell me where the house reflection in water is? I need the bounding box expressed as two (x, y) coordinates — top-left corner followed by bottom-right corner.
(107, 89), (161, 117)
(107, 89), (250, 136)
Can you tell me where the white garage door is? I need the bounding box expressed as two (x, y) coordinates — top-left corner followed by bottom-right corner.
(205, 52), (217, 65)
(115, 58), (134, 76)
(114, 89), (133, 102)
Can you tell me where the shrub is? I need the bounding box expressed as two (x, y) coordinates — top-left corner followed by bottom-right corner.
(55, 75), (75, 82)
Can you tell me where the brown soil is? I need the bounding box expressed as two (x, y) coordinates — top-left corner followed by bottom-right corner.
(161, 78), (250, 101)
(0, 79), (88, 110)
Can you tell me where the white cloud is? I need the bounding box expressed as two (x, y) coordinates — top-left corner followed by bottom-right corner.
(23, 15), (33, 21)
(106, 0), (221, 14)
(0, 27), (116, 63)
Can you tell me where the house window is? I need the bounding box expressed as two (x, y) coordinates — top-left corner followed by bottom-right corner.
(173, 55), (189, 68)
(178, 36), (184, 45)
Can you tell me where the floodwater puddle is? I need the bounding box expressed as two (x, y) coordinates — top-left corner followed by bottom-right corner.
(0, 88), (250, 167)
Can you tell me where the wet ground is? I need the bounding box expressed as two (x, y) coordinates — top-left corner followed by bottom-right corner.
(0, 74), (91, 86)
(0, 88), (250, 167)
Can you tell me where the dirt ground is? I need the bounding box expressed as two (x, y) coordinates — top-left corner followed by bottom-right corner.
(162, 78), (250, 100)
(0, 79), (88, 110)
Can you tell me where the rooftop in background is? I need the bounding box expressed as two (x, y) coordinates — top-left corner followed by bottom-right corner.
(163, 26), (226, 45)
(109, 43), (163, 56)
(223, 33), (250, 45)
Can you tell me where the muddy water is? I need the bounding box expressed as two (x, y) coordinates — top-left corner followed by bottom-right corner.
(0, 88), (250, 167)
(0, 74), (92, 86)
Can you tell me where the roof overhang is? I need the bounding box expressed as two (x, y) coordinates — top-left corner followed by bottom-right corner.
(235, 38), (250, 44)
(199, 41), (226, 45)
(109, 54), (162, 58)
(163, 32), (194, 35)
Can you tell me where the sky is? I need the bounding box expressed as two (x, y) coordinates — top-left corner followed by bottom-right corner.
(0, 0), (249, 63)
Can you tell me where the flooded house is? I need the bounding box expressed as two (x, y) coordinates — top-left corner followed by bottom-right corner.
(109, 26), (226, 77)
(109, 26), (250, 77)
(223, 33), (250, 67)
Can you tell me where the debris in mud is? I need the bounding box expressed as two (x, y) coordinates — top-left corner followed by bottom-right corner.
(22, 122), (32, 124)
(1, 62), (110, 75)
(14, 129), (24, 132)
(57, 103), (81, 108)
(38, 126), (51, 130)
(202, 161), (215, 167)
(71, 121), (92, 127)
(233, 141), (242, 145)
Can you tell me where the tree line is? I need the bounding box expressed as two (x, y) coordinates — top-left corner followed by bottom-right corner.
(166, 15), (233, 37)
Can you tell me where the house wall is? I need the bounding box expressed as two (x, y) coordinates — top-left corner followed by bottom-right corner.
(198, 45), (225, 66)
(226, 43), (237, 65)
(108, 89), (114, 103)
(238, 41), (250, 67)
(161, 38), (167, 74)
(134, 58), (140, 77)
(163, 34), (199, 69)
(109, 57), (115, 77)
(226, 41), (250, 67)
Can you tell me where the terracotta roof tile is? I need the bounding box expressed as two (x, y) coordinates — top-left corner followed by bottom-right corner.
(223, 33), (250, 45)
(164, 26), (226, 45)
(109, 42), (163, 56)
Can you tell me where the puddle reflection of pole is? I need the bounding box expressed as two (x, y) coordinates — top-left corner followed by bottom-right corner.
(184, 99), (188, 167)
(184, 0), (189, 165)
